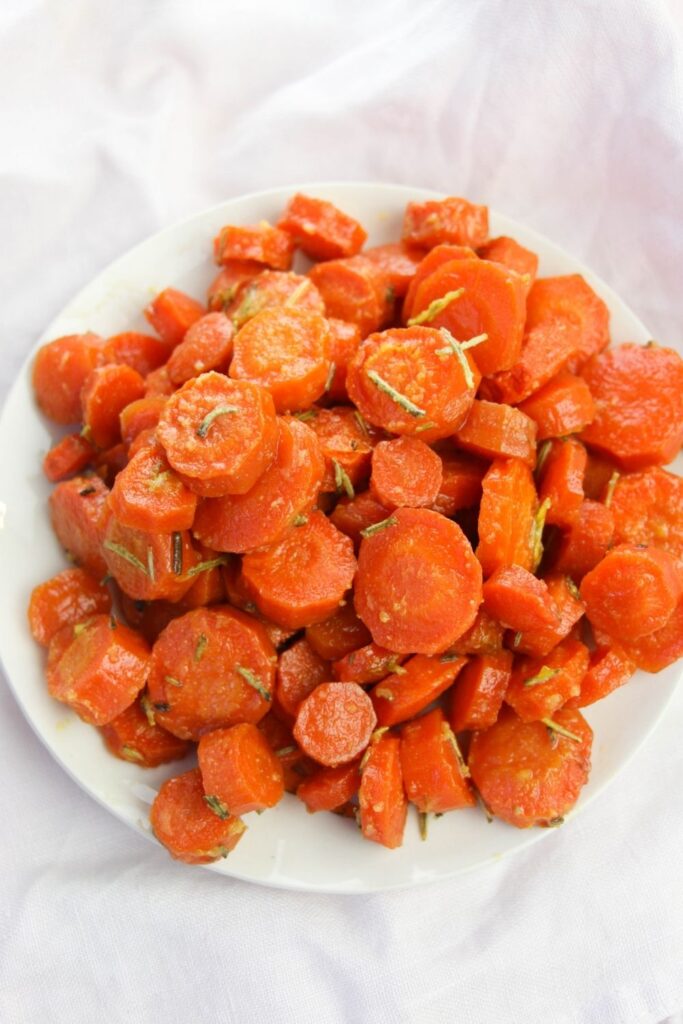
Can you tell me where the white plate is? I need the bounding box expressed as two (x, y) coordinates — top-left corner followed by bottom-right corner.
(0, 182), (679, 893)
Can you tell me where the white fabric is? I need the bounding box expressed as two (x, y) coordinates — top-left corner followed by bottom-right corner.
(1, 2), (682, 1022)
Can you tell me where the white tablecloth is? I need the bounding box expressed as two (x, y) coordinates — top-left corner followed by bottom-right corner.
(1, 2), (682, 1022)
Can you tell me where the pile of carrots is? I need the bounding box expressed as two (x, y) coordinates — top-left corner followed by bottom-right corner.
(28, 191), (683, 864)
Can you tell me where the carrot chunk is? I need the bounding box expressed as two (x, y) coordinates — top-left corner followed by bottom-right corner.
(207, 262), (262, 311)
(370, 654), (467, 727)
(476, 458), (538, 577)
(565, 644), (637, 708)
(277, 193), (367, 260)
(144, 288), (206, 347)
(537, 438), (587, 528)
(306, 406), (375, 495)
(402, 243), (477, 321)
(33, 333), (104, 424)
(526, 274), (610, 370)
(296, 760), (361, 813)
(275, 638), (330, 721)
(109, 443), (198, 533)
(103, 517), (199, 602)
(308, 255), (392, 336)
(28, 567), (112, 646)
(213, 221), (294, 270)
(483, 565), (559, 633)
(119, 396), (167, 445)
(364, 243), (423, 297)
(548, 499), (614, 580)
(477, 235), (538, 287)
(358, 734), (407, 848)
(101, 696), (190, 767)
(511, 574), (585, 658)
(330, 491), (389, 549)
(332, 643), (408, 684)
(166, 312), (234, 385)
(103, 332), (170, 376)
(293, 682), (376, 767)
(49, 475), (111, 578)
(226, 270), (325, 329)
(400, 707), (475, 813)
(505, 637), (590, 721)
(517, 371), (595, 440)
(448, 650), (512, 732)
(609, 468), (683, 567)
(305, 602), (371, 662)
(453, 399), (537, 467)
(43, 433), (94, 482)
(322, 318), (362, 403)
(81, 364), (146, 449)
(402, 196), (488, 249)
(198, 723), (284, 815)
(150, 768), (245, 864)
(484, 317), (580, 404)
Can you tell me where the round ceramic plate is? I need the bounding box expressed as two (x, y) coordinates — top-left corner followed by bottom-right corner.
(0, 182), (679, 893)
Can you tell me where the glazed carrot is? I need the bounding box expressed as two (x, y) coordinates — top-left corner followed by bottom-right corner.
(230, 307), (332, 412)
(144, 364), (175, 397)
(565, 644), (637, 708)
(608, 596), (683, 673)
(453, 399), (537, 467)
(330, 491), (389, 549)
(296, 760), (361, 813)
(477, 236), (538, 287)
(431, 452), (486, 516)
(305, 602), (371, 661)
(293, 682), (376, 766)
(32, 333), (104, 424)
(505, 637), (590, 721)
(308, 255), (392, 336)
(400, 708), (475, 813)
(46, 614), (150, 725)
(447, 608), (504, 656)
(580, 544), (682, 641)
(144, 288), (206, 347)
(226, 270), (326, 330)
(517, 371), (595, 440)
(407, 258), (527, 375)
(94, 442), (129, 487)
(482, 565), (559, 633)
(102, 517), (199, 602)
(537, 438), (587, 528)
(483, 318), (580, 404)
(119, 396), (166, 446)
(81, 364), (146, 449)
(582, 451), (619, 501)
(358, 734), (407, 848)
(49, 475), (110, 578)
(511, 574), (585, 658)
(548, 499), (614, 580)
(240, 511), (357, 629)
(468, 705), (593, 828)
(103, 331), (170, 376)
(321, 318), (362, 403)
(356, 508), (482, 654)
(127, 428), (158, 459)
(207, 261), (263, 311)
(122, 598), (188, 646)
(221, 560), (299, 650)
(109, 443), (198, 532)
(166, 312), (234, 385)
(609, 468), (683, 567)
(580, 343), (683, 470)
(476, 458), (538, 577)
(28, 567), (112, 646)
(402, 243), (477, 322)
(198, 723), (285, 815)
(150, 768), (246, 864)
(346, 326), (479, 443)
(306, 406), (375, 494)
(370, 654), (467, 727)
(448, 650), (512, 732)
(157, 372), (278, 496)
(363, 243), (423, 297)
(179, 543), (226, 609)
(257, 713), (312, 793)
(525, 274), (610, 370)
(370, 437), (443, 509)
(275, 638), (331, 721)
(277, 193), (367, 260)
(101, 696), (190, 767)
(42, 433), (94, 482)
(146, 605), (276, 739)
(193, 418), (324, 553)
(402, 196), (488, 249)
(332, 643), (408, 684)
(213, 221), (294, 270)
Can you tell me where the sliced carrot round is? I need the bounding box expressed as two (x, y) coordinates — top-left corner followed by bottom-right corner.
(306, 406), (376, 495)
(28, 567), (112, 646)
(166, 312), (234, 385)
(504, 637), (590, 721)
(144, 288), (206, 347)
(322, 318), (362, 403)
(225, 270), (325, 329)
(308, 255), (392, 337)
(150, 767), (246, 864)
(400, 707), (474, 813)
(330, 491), (389, 549)
(332, 642), (407, 684)
(277, 193), (367, 260)
(609, 468), (683, 567)
(370, 437), (443, 510)
(144, 365), (175, 398)
(402, 243), (477, 321)
(548, 499), (614, 580)
(358, 733), (407, 848)
(482, 565), (559, 634)
(448, 650), (512, 732)
(518, 370), (595, 440)
(296, 760), (361, 813)
(102, 517), (199, 602)
(477, 235), (538, 287)
(49, 475), (111, 579)
(363, 243), (423, 297)
(294, 681), (376, 767)
(109, 443), (198, 533)
(402, 196), (489, 249)
(213, 222), (293, 270)
(525, 274), (609, 370)
(305, 601), (372, 662)
(81, 364), (146, 449)
(119, 396), (167, 446)
(101, 696), (190, 767)
(207, 261), (263, 311)
(103, 331), (170, 376)
(275, 637), (330, 721)
(43, 433), (94, 483)
(370, 654), (467, 727)
(32, 333), (104, 424)
(198, 723), (284, 815)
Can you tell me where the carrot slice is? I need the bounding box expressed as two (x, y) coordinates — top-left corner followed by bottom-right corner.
(400, 707), (474, 813)
(101, 696), (190, 767)
(230, 307), (331, 412)
(213, 222), (294, 270)
(483, 565), (559, 633)
(408, 258), (526, 375)
(604, 595), (683, 673)
(144, 365), (175, 397)
(305, 602), (371, 662)
(293, 682), (376, 767)
(103, 331), (170, 376)
(580, 543), (682, 642)
(358, 734), (407, 848)
(322, 318), (362, 403)
(511, 574), (585, 658)
(583, 451), (619, 501)
(453, 399), (537, 467)
(165, 312), (234, 385)
(150, 768), (246, 864)
(346, 326), (479, 443)
(447, 608), (504, 656)
(525, 274), (610, 370)
(306, 406), (375, 494)
(363, 243), (423, 297)
(225, 270), (325, 329)
(333, 643), (408, 684)
(157, 372), (278, 496)
(308, 255), (392, 336)
(565, 644), (637, 708)
(483, 318), (580, 404)
(144, 288), (206, 347)
(46, 614), (149, 725)
(81, 364), (146, 449)
(296, 760), (361, 813)
(198, 723), (284, 815)
(109, 443), (198, 533)
(146, 605), (276, 740)
(370, 437), (443, 510)
(277, 193), (367, 260)
(193, 418), (324, 553)
(179, 544), (226, 610)
(370, 654), (467, 727)
(505, 637), (590, 721)
(49, 475), (110, 578)
(28, 567), (112, 646)
(330, 491), (389, 549)
(207, 262), (263, 311)
(128, 428), (158, 459)
(33, 333), (104, 424)
(119, 396), (167, 446)
(548, 499), (614, 580)
(402, 196), (488, 249)
(468, 705), (592, 828)
(402, 243), (477, 321)
(537, 438), (587, 528)
(476, 458), (538, 577)
(431, 452), (486, 516)
(102, 517), (199, 602)
(257, 713), (312, 793)
(43, 433), (94, 482)
(355, 507), (482, 655)
(477, 236), (538, 287)
(241, 511), (357, 629)
(609, 468), (683, 567)
(517, 370), (595, 440)
(579, 342), (683, 470)
(275, 638), (330, 721)
(448, 650), (512, 732)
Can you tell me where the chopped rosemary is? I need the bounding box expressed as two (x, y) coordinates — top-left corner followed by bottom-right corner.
(275, 745), (296, 757)
(565, 576), (581, 601)
(120, 745), (144, 762)
(360, 515), (398, 539)
(547, 816), (565, 828)
(140, 695), (156, 727)
(524, 666), (560, 688)
(147, 468), (170, 492)
(531, 497), (552, 571)
(366, 370), (426, 418)
(284, 278), (311, 306)
(418, 811), (429, 841)
(73, 619), (93, 637)
(109, 615), (118, 630)
(534, 439), (553, 480)
(542, 717), (582, 742)
(437, 328), (475, 389)
(236, 664), (271, 701)
(385, 657), (407, 675)
(385, 284), (396, 305)
(292, 513), (308, 527)
(333, 459), (355, 499)
(512, 631), (523, 649)
(294, 409), (317, 422)
(604, 470), (620, 508)
(443, 722), (470, 778)
(374, 687), (395, 701)
(99, 573), (113, 586)
(146, 546), (156, 583)
(353, 410), (369, 436)
(196, 405), (239, 438)
(359, 727), (389, 772)
(164, 675), (183, 688)
(204, 795), (231, 819)
(460, 333), (488, 350)
(440, 652), (459, 663)
(407, 287), (464, 326)
(172, 532), (183, 575)
(79, 486), (96, 497)
(324, 361), (336, 393)
(153, 701), (171, 712)
(186, 556), (228, 578)
(194, 633), (208, 662)
(80, 424), (93, 442)
(103, 540), (148, 575)
(414, 419), (438, 433)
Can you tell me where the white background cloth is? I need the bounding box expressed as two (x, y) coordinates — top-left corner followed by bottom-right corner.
(1, 2), (682, 1022)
